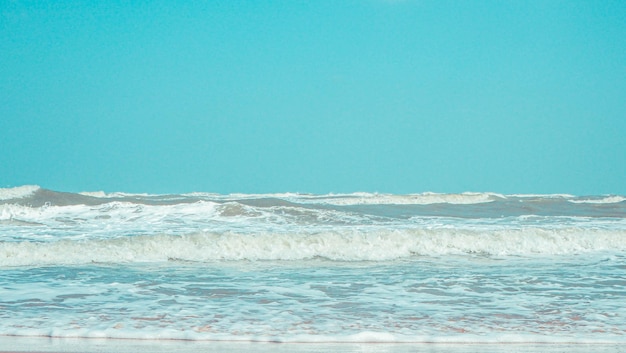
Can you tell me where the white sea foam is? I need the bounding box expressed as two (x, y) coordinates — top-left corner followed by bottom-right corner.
(2, 254), (626, 344)
(294, 192), (504, 205)
(3, 331), (623, 344)
(0, 185), (40, 201)
(508, 193), (575, 198)
(184, 191), (506, 205)
(2, 228), (625, 267)
(569, 196), (626, 204)
(78, 191), (108, 198)
(78, 190), (157, 198)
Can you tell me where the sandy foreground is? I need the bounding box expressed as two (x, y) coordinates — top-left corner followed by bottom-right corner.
(0, 336), (623, 353)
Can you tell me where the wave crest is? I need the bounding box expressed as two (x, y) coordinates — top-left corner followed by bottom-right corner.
(0, 185), (41, 201)
(569, 196), (626, 204)
(297, 192), (504, 205)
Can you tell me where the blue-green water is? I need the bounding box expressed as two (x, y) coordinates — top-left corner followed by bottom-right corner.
(1, 186), (625, 343)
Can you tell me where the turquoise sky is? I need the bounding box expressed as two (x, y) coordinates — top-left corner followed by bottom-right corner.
(2, 1), (625, 194)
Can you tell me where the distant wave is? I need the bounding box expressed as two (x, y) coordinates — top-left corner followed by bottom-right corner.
(78, 190), (159, 198)
(2, 186), (625, 231)
(291, 192), (505, 205)
(3, 185), (625, 207)
(568, 196), (626, 204)
(76, 190), (504, 205)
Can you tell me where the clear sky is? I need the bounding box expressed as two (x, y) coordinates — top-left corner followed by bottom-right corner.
(1, 0), (625, 195)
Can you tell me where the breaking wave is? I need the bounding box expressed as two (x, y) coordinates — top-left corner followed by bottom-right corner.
(2, 227), (625, 267)
(0, 185), (40, 201)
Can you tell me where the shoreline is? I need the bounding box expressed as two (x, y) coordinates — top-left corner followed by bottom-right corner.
(0, 336), (624, 353)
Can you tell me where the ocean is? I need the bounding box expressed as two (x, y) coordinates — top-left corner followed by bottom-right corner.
(1, 185), (625, 351)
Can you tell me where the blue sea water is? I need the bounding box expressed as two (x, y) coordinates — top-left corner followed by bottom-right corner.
(1, 185), (625, 345)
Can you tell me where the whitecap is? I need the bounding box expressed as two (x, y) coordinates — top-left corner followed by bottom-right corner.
(568, 196), (626, 204)
(0, 185), (40, 201)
